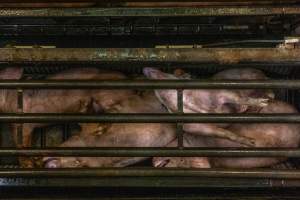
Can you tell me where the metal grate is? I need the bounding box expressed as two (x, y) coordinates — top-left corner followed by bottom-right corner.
(0, 6), (300, 200)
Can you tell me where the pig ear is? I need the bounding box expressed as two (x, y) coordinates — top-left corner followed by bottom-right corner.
(0, 67), (23, 79)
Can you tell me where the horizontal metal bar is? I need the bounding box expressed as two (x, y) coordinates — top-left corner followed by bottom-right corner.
(1, 147), (300, 157)
(1, 6), (300, 17)
(1, 168), (300, 179)
(0, 113), (299, 123)
(0, 176), (278, 188)
(1, 79), (300, 89)
(1, 48), (300, 64)
(0, 0), (299, 3)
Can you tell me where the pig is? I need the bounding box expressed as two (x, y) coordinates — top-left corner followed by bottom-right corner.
(44, 123), (176, 168)
(143, 67), (268, 146)
(207, 100), (300, 168)
(212, 68), (275, 103)
(44, 91), (177, 168)
(0, 67), (134, 167)
(154, 100), (300, 168)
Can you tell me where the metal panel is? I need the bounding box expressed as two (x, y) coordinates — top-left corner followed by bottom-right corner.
(1, 48), (300, 64)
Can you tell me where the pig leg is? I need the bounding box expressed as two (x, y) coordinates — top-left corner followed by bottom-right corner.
(217, 90), (269, 110)
(183, 124), (255, 146)
(153, 157), (211, 168)
(153, 139), (211, 168)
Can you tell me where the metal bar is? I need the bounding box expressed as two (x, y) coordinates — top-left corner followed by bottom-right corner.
(40, 128), (46, 147)
(1, 147), (300, 157)
(201, 39), (284, 47)
(0, 79), (300, 89)
(0, 113), (299, 123)
(1, 48), (300, 64)
(16, 89), (23, 146)
(2, 168), (300, 179)
(1, 6), (300, 17)
(0, 0), (298, 2)
(177, 89), (183, 148)
(62, 124), (69, 141)
(0, 176), (276, 188)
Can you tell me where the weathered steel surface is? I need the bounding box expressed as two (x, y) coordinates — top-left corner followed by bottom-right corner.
(1, 48), (300, 64)
(1, 168), (300, 179)
(1, 147), (300, 157)
(0, 6), (300, 17)
(0, 113), (298, 123)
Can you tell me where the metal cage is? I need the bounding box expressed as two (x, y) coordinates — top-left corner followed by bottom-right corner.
(1, 2), (300, 199)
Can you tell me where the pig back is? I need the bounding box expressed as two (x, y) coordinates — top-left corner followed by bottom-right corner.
(24, 68), (133, 113)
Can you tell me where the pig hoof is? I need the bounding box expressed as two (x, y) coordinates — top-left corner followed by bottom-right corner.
(153, 159), (170, 167)
(44, 158), (60, 168)
(244, 138), (256, 147)
(247, 98), (269, 107)
(255, 98), (269, 107)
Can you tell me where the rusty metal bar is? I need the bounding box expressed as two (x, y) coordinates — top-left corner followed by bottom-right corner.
(1, 168), (300, 179)
(1, 6), (300, 17)
(1, 48), (300, 64)
(1, 147), (300, 157)
(0, 113), (298, 123)
(0, 79), (300, 89)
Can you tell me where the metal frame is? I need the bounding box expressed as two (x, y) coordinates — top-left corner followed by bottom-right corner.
(0, 6), (300, 17)
(2, 168), (300, 179)
(1, 48), (300, 64)
(1, 147), (300, 157)
(0, 47), (300, 188)
(0, 79), (299, 89)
